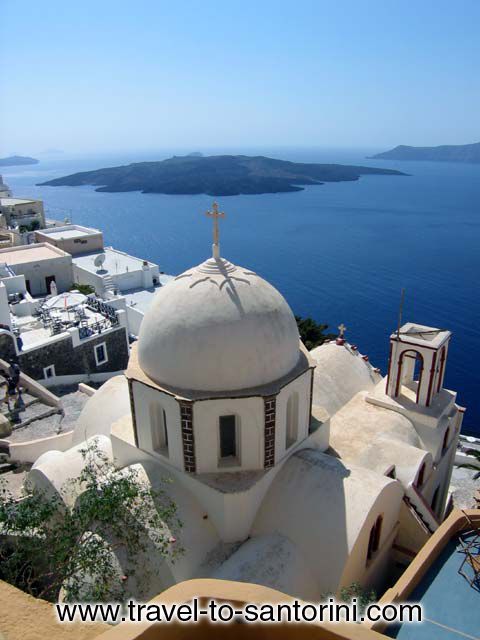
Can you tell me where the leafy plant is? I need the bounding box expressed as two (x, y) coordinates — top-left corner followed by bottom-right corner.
(339, 582), (376, 613)
(18, 220), (40, 233)
(69, 283), (95, 296)
(0, 440), (182, 602)
(295, 316), (336, 350)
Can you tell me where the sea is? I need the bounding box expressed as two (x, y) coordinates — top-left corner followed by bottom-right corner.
(3, 147), (480, 436)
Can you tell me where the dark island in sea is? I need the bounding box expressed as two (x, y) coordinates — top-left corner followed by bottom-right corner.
(0, 155), (39, 167)
(369, 142), (480, 163)
(38, 154), (406, 196)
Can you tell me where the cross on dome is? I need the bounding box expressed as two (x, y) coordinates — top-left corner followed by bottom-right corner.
(338, 323), (347, 338)
(206, 201), (225, 259)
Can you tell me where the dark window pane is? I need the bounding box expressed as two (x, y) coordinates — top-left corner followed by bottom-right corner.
(220, 415), (236, 458)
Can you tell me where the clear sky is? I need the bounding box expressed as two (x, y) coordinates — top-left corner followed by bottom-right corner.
(1, 0), (479, 155)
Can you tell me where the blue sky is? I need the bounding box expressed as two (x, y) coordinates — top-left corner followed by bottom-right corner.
(1, 0), (479, 154)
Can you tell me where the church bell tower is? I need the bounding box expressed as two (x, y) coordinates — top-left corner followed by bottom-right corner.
(386, 323), (451, 407)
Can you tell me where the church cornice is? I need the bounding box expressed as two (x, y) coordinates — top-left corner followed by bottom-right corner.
(126, 342), (314, 403)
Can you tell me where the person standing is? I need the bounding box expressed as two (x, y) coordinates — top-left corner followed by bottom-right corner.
(2, 373), (18, 410)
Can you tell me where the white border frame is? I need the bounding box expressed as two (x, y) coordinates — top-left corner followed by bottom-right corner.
(94, 341), (108, 366)
(43, 364), (56, 380)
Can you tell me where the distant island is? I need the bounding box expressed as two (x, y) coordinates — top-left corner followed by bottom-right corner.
(369, 142), (480, 163)
(38, 154), (406, 196)
(0, 155), (39, 167)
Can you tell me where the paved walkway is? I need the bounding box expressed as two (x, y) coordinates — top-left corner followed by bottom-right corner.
(1, 383), (90, 443)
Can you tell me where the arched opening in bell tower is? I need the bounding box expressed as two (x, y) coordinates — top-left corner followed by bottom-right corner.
(395, 349), (424, 404)
(436, 346), (446, 393)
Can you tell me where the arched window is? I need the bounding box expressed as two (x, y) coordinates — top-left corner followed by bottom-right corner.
(219, 415), (238, 462)
(442, 428), (450, 454)
(415, 462), (426, 488)
(286, 392), (299, 449)
(431, 486), (440, 514)
(367, 515), (383, 562)
(150, 404), (169, 456)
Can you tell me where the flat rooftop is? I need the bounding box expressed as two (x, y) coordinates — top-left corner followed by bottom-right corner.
(12, 304), (116, 350)
(386, 532), (480, 639)
(0, 198), (37, 206)
(38, 224), (101, 240)
(72, 246), (156, 275)
(0, 243), (69, 266)
(392, 322), (451, 348)
(123, 278), (174, 314)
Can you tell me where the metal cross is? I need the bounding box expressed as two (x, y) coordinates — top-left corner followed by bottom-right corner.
(206, 201), (225, 248)
(338, 323), (347, 338)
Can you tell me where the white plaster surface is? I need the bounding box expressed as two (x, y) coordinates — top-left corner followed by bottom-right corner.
(137, 257), (301, 391)
(311, 342), (378, 416)
(211, 533), (319, 601)
(72, 375), (131, 445)
(26, 435), (113, 506)
(252, 448), (403, 595)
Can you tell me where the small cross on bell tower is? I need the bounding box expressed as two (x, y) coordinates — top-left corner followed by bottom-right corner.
(336, 323), (347, 345)
(206, 201), (225, 259)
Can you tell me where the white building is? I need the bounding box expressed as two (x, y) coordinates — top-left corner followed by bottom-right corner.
(23, 206), (464, 603)
(0, 244), (73, 297)
(0, 197), (46, 230)
(0, 175), (12, 198)
(35, 224), (104, 256)
(70, 245), (169, 336)
(72, 246), (161, 297)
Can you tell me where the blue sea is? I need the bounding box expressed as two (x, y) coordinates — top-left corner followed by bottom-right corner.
(3, 147), (480, 436)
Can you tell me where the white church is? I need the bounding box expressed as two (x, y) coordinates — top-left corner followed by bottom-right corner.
(28, 203), (464, 601)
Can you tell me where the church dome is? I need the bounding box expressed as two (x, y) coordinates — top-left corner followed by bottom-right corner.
(137, 256), (300, 392)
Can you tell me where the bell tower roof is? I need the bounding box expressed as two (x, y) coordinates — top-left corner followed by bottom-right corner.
(391, 323), (451, 349)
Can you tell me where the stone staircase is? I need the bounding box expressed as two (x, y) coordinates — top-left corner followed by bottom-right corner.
(103, 275), (116, 295)
(403, 496), (434, 534)
(0, 374), (63, 434)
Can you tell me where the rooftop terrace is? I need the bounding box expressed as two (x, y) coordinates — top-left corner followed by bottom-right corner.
(72, 246), (156, 275)
(0, 243), (69, 266)
(38, 224), (100, 240)
(386, 532), (480, 639)
(0, 198), (37, 207)
(376, 510), (480, 640)
(11, 296), (121, 349)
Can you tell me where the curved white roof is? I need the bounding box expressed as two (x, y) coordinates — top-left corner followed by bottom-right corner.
(27, 435), (113, 506)
(211, 533), (319, 601)
(137, 256), (301, 392)
(329, 391), (421, 465)
(253, 448), (403, 595)
(130, 461), (222, 590)
(72, 376), (130, 446)
(356, 437), (432, 486)
(310, 342), (378, 417)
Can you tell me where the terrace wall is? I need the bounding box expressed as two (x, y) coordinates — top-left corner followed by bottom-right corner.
(0, 326), (129, 382)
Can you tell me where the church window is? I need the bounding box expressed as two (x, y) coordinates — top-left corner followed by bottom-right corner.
(219, 415), (237, 461)
(367, 515), (383, 563)
(286, 392), (299, 449)
(415, 462), (426, 488)
(150, 404), (169, 456)
(442, 428), (450, 454)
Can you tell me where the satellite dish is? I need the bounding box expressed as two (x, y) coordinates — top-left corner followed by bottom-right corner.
(94, 253), (106, 271)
